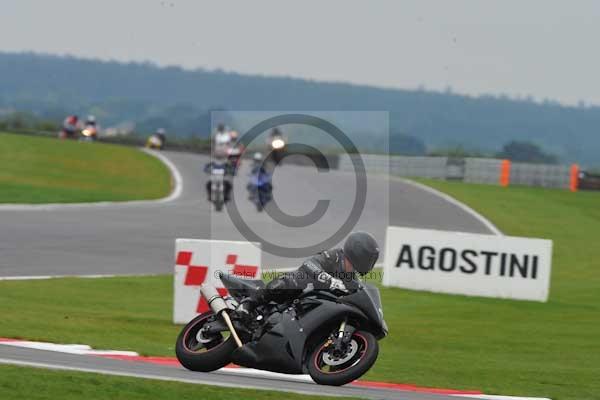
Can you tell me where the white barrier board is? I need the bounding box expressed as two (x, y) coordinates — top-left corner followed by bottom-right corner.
(174, 239), (261, 324)
(383, 227), (552, 302)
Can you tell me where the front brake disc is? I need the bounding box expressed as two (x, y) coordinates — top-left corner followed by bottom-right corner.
(322, 339), (358, 366)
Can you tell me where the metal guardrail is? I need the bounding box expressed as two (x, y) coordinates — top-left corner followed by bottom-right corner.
(337, 154), (583, 191)
(7, 130), (588, 191)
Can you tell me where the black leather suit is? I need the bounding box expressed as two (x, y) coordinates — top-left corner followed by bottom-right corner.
(260, 248), (358, 303)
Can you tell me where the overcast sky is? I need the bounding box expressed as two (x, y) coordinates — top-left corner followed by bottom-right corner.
(2, 0), (599, 106)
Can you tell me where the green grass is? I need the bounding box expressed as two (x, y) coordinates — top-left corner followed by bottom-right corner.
(0, 181), (598, 399)
(0, 132), (170, 203)
(0, 365), (351, 400)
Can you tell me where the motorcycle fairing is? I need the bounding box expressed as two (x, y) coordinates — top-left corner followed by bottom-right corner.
(339, 283), (388, 339)
(220, 273), (265, 300)
(231, 296), (369, 374)
(231, 310), (305, 374)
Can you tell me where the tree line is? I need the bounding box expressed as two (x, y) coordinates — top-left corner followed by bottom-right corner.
(0, 52), (596, 166)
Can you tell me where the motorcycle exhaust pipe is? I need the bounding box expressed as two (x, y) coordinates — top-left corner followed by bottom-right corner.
(200, 284), (243, 348)
(200, 284), (228, 314)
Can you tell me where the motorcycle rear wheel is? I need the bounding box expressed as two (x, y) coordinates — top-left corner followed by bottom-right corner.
(175, 312), (236, 372)
(307, 330), (378, 386)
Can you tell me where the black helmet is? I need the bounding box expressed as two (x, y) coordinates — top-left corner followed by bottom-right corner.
(343, 232), (379, 275)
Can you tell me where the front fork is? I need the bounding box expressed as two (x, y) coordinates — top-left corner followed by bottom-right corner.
(333, 318), (356, 352)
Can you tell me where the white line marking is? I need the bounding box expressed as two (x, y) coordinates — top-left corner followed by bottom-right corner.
(0, 148), (183, 211)
(141, 148), (183, 203)
(219, 367), (314, 383)
(395, 177), (503, 236)
(0, 341), (138, 356)
(0, 339), (313, 384)
(455, 395), (551, 400)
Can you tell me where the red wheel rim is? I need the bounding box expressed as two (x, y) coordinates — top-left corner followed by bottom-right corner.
(313, 332), (368, 374)
(182, 314), (230, 353)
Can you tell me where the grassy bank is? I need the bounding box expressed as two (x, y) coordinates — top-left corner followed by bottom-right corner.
(0, 132), (170, 203)
(0, 181), (598, 399)
(0, 365), (350, 400)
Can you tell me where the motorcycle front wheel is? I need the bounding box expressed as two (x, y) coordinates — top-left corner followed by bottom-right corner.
(213, 190), (224, 211)
(175, 312), (236, 372)
(307, 330), (378, 386)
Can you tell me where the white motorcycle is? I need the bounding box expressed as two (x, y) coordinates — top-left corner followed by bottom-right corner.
(205, 162), (230, 212)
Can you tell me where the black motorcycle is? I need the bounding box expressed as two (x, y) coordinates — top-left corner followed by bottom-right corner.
(175, 273), (387, 386)
(268, 134), (286, 165)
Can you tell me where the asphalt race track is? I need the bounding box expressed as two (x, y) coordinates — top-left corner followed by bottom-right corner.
(0, 150), (497, 400)
(0, 150), (496, 277)
(0, 346), (475, 400)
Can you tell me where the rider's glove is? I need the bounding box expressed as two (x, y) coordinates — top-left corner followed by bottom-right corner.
(236, 297), (256, 316)
(317, 271), (348, 293)
(329, 277), (349, 293)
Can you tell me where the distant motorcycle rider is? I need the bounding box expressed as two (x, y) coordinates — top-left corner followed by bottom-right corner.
(60, 115), (80, 139)
(247, 152), (272, 209)
(243, 232), (379, 308)
(156, 128), (167, 146)
(213, 124), (232, 156)
(226, 130), (244, 175)
(85, 115), (97, 127)
(204, 157), (234, 202)
(250, 152), (271, 182)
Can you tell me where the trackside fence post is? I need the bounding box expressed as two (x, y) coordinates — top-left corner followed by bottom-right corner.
(499, 159), (511, 187)
(570, 164), (579, 192)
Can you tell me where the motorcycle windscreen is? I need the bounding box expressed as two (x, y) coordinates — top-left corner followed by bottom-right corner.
(340, 283), (387, 336)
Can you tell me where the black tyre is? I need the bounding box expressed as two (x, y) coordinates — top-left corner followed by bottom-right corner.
(214, 198), (223, 212)
(307, 330), (379, 386)
(175, 312), (236, 372)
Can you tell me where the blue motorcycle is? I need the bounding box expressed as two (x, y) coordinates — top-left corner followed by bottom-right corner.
(247, 165), (272, 212)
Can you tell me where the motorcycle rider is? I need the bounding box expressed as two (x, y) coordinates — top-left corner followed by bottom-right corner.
(250, 152), (270, 177)
(267, 127), (286, 165)
(247, 152), (273, 208)
(213, 123), (232, 157)
(203, 155), (234, 202)
(242, 232), (379, 308)
(85, 115), (97, 127)
(269, 127), (283, 143)
(248, 152), (272, 195)
(226, 130), (243, 175)
(156, 128), (167, 147)
(60, 115), (79, 139)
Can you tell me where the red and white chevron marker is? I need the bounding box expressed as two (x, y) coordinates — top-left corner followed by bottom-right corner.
(173, 239), (261, 324)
